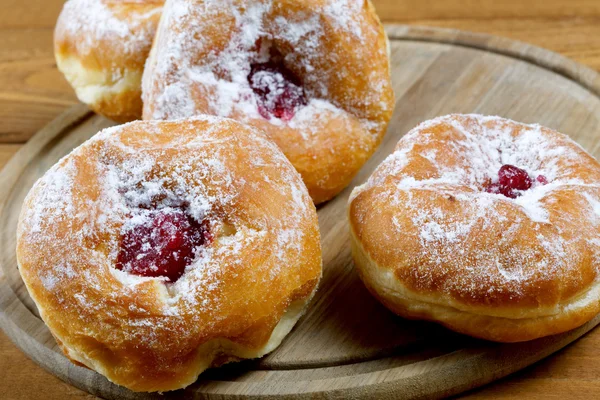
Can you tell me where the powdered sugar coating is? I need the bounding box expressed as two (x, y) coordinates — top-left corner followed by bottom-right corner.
(350, 114), (600, 311)
(142, 0), (394, 203)
(56, 0), (163, 61)
(54, 0), (165, 121)
(16, 117), (321, 389)
(143, 0), (390, 124)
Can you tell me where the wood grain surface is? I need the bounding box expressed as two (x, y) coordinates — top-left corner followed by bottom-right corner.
(3, 1), (600, 399)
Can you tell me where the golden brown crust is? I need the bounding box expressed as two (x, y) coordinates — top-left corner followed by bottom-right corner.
(349, 114), (600, 342)
(54, 0), (164, 122)
(17, 117), (322, 391)
(141, 0), (395, 204)
(351, 227), (600, 343)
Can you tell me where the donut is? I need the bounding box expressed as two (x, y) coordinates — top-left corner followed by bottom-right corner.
(349, 114), (600, 342)
(54, 0), (164, 122)
(16, 117), (322, 392)
(141, 0), (395, 204)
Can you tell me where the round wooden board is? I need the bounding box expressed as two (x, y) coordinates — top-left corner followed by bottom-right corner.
(3, 24), (600, 400)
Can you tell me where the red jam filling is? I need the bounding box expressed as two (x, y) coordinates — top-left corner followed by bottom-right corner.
(536, 175), (549, 185)
(248, 62), (308, 121)
(485, 164), (547, 199)
(116, 209), (211, 282)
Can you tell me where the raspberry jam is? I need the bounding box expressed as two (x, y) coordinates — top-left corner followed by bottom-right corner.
(248, 62), (308, 121)
(116, 209), (211, 282)
(536, 175), (549, 185)
(485, 164), (540, 199)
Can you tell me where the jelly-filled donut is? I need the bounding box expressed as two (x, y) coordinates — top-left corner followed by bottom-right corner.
(54, 0), (164, 122)
(349, 114), (600, 342)
(142, 0), (395, 204)
(17, 117), (322, 392)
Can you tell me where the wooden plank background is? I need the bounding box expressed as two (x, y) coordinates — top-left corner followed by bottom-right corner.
(2, 1), (600, 398)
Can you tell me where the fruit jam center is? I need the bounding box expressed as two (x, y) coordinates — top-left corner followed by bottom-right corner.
(248, 62), (308, 121)
(116, 209), (211, 282)
(485, 164), (548, 199)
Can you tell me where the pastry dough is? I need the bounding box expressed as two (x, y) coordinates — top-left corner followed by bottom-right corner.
(349, 114), (600, 342)
(142, 0), (395, 204)
(17, 116), (322, 391)
(54, 0), (164, 122)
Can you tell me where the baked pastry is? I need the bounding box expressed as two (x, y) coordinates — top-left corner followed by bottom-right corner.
(142, 0), (395, 204)
(16, 117), (322, 392)
(54, 0), (164, 122)
(349, 114), (600, 342)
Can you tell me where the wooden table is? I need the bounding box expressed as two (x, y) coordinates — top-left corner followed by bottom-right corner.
(2, 1), (600, 398)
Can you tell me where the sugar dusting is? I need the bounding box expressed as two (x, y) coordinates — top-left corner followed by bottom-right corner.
(58, 0), (163, 58)
(351, 114), (600, 303)
(142, 0), (390, 138)
(18, 116), (317, 352)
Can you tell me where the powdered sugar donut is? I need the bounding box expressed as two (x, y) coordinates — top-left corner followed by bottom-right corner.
(349, 114), (600, 342)
(142, 0), (395, 204)
(55, 0), (164, 122)
(16, 117), (322, 392)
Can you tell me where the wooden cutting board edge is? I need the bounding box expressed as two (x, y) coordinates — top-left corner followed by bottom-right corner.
(385, 24), (600, 98)
(2, 24), (600, 400)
